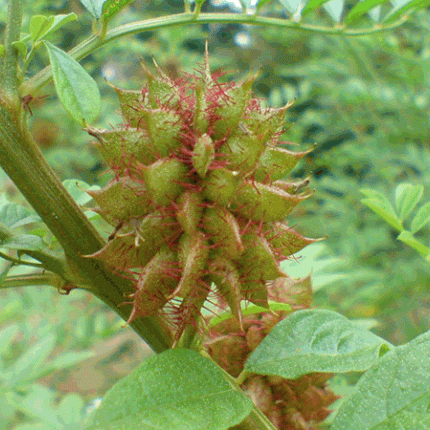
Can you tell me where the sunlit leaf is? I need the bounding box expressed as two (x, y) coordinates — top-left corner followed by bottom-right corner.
(245, 309), (392, 379)
(44, 41), (101, 125)
(397, 230), (430, 256)
(331, 330), (430, 430)
(102, 0), (135, 23)
(395, 183), (423, 220)
(79, 0), (107, 18)
(410, 202), (430, 234)
(344, 0), (390, 25)
(361, 198), (403, 231)
(323, 0), (345, 22)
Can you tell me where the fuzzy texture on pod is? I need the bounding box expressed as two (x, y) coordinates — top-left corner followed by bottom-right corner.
(86, 47), (318, 343)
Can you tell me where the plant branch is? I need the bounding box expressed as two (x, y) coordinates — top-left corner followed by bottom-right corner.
(20, 12), (407, 96)
(0, 97), (173, 353)
(2, 0), (22, 104)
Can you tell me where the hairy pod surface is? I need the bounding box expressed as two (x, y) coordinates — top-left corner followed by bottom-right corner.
(86, 47), (319, 341)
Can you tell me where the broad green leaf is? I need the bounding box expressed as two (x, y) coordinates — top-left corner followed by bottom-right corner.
(302, 0), (333, 16)
(101, 0), (135, 23)
(361, 198), (403, 231)
(410, 202), (430, 233)
(62, 179), (100, 206)
(88, 349), (252, 430)
(331, 329), (430, 430)
(360, 188), (390, 201)
(0, 202), (40, 228)
(0, 44), (4, 57)
(395, 183), (423, 220)
(44, 41), (100, 126)
(382, 0), (430, 23)
(245, 309), (392, 379)
(344, 0), (390, 25)
(397, 230), (430, 256)
(323, 0), (345, 22)
(30, 14), (77, 41)
(79, 0), (107, 18)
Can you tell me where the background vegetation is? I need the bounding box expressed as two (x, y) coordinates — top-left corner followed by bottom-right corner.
(1, 0), (430, 428)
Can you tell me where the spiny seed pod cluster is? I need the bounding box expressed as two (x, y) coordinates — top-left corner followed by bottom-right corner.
(206, 277), (339, 430)
(86, 48), (318, 342)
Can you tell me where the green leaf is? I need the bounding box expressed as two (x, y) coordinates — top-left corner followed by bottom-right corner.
(344, 0), (391, 25)
(382, 0), (430, 23)
(30, 15), (55, 41)
(30, 14), (77, 42)
(245, 309), (392, 379)
(12, 40), (28, 57)
(6, 335), (56, 387)
(209, 301), (292, 328)
(0, 324), (18, 357)
(0, 44), (5, 57)
(331, 330), (430, 430)
(410, 202), (430, 233)
(79, 0), (107, 18)
(44, 41), (101, 126)
(101, 0), (135, 23)
(323, 0), (345, 22)
(88, 349), (252, 430)
(62, 179), (100, 206)
(0, 202), (40, 228)
(395, 183), (423, 220)
(397, 230), (430, 257)
(302, 0), (335, 17)
(1, 233), (44, 251)
(361, 198), (403, 231)
(278, 0), (302, 13)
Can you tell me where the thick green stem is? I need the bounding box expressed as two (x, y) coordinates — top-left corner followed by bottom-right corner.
(2, 0), (22, 104)
(20, 12), (407, 96)
(0, 97), (172, 352)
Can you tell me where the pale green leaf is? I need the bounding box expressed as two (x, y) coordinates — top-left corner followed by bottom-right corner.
(245, 309), (392, 379)
(323, 0), (345, 22)
(395, 183), (423, 220)
(331, 330), (430, 430)
(410, 202), (430, 233)
(382, 0), (430, 23)
(361, 198), (403, 231)
(62, 179), (100, 206)
(44, 41), (100, 125)
(79, 0), (107, 18)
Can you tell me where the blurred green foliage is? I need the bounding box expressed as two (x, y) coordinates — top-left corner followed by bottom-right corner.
(2, 0), (430, 427)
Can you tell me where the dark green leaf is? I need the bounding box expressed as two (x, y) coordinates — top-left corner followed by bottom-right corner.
(44, 41), (100, 125)
(88, 349), (252, 430)
(245, 309), (392, 379)
(411, 202), (430, 234)
(331, 330), (430, 430)
(344, 0), (390, 25)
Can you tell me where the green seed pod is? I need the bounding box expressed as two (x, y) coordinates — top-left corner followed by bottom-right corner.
(86, 47), (318, 341)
